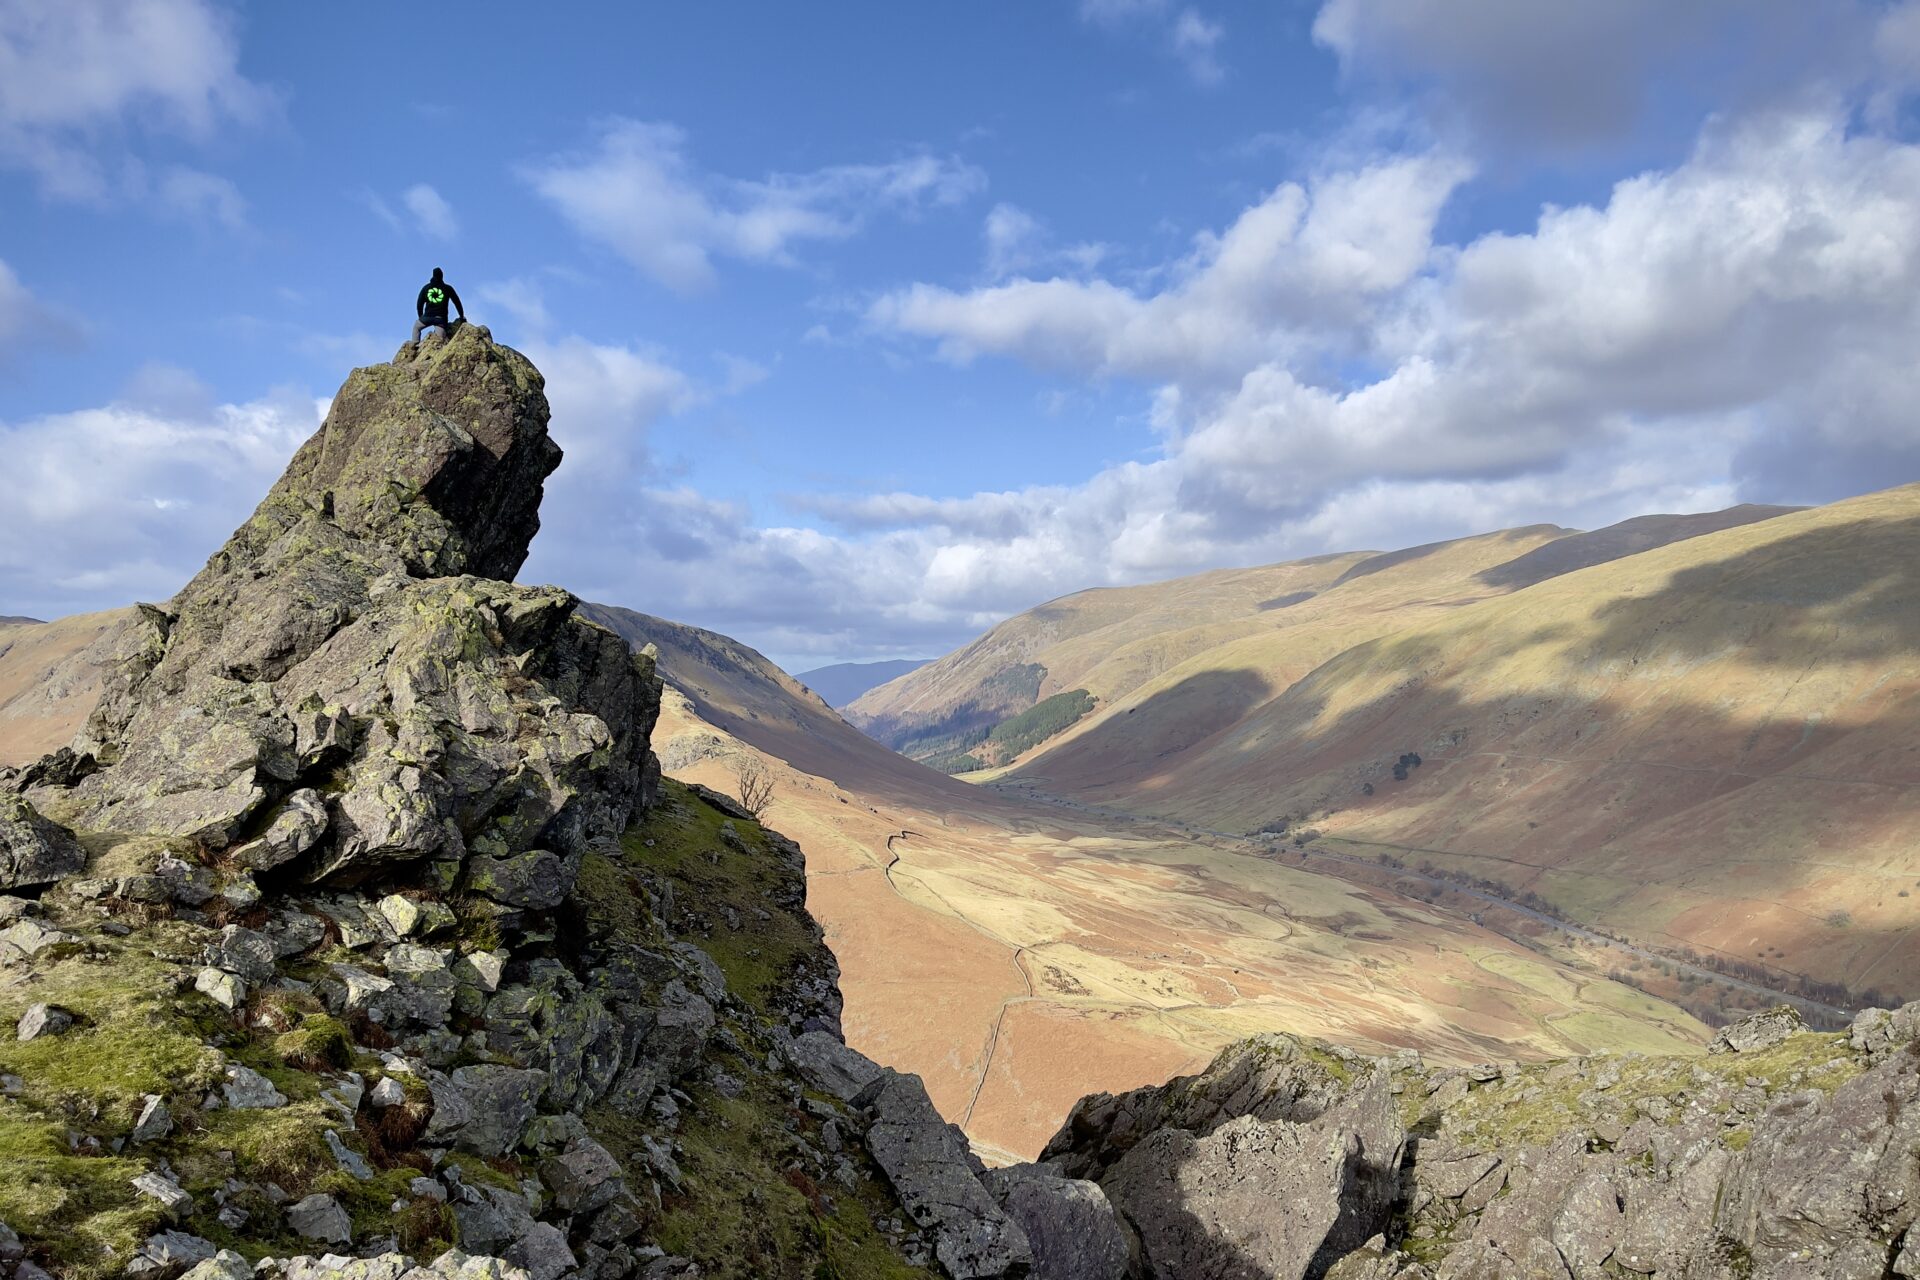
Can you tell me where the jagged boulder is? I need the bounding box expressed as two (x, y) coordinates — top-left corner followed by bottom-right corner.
(23, 326), (659, 913)
(1709, 1005), (1803, 1054)
(1100, 1072), (1404, 1280)
(0, 795), (83, 890)
(856, 1069), (1032, 1278)
(981, 1164), (1133, 1280)
(1042, 1033), (1377, 1182)
(783, 1028), (885, 1102)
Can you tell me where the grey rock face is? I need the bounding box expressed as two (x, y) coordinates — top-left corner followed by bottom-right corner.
(222, 1064), (287, 1109)
(206, 925), (277, 982)
(178, 1251), (253, 1280)
(130, 1094), (174, 1144)
(857, 1070), (1031, 1279)
(540, 1136), (624, 1214)
(0, 918), (75, 964)
(131, 1230), (217, 1275)
(981, 1164), (1133, 1280)
(0, 795), (85, 889)
(15, 1002), (73, 1041)
(1105, 1114), (1377, 1280)
(1848, 1003), (1920, 1057)
(1036, 1009), (1920, 1280)
(783, 1030), (883, 1102)
(1042, 1032), (1373, 1182)
(502, 1222), (577, 1280)
(131, 1171), (195, 1219)
(286, 1192), (352, 1244)
(1710, 1005), (1803, 1054)
(194, 966), (246, 1012)
(232, 789), (329, 871)
(463, 851), (567, 911)
(450, 1185), (536, 1255)
(446, 1064), (547, 1157)
(29, 325), (660, 910)
(325, 1129), (374, 1180)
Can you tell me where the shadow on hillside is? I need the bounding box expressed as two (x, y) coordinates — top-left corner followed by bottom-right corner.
(1585, 515), (1920, 666)
(1038, 640), (1920, 1007)
(1331, 525), (1563, 590)
(1025, 668), (1278, 784)
(1475, 506), (1799, 592)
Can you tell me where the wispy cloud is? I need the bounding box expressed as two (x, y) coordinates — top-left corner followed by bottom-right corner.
(1170, 10), (1225, 85)
(983, 203), (1109, 280)
(403, 183), (459, 239)
(1079, 0), (1228, 86)
(154, 165), (250, 232)
(0, 0), (272, 202)
(0, 259), (81, 360)
(362, 183), (460, 239)
(525, 119), (985, 292)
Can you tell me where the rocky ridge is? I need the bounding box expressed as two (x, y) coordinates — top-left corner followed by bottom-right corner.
(0, 328), (1016, 1280)
(1035, 1002), (1920, 1279)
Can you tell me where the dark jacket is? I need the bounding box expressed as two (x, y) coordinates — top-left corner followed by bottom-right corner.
(417, 277), (463, 322)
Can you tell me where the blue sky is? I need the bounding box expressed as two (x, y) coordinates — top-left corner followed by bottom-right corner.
(5, 2), (1920, 671)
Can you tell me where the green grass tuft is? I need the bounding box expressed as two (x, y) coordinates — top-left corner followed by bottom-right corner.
(620, 780), (821, 1018)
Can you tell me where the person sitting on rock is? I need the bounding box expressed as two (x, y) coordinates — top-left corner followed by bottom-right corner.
(411, 267), (465, 344)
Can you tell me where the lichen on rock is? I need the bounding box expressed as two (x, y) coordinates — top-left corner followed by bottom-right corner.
(24, 324), (659, 913)
(0, 330), (950, 1280)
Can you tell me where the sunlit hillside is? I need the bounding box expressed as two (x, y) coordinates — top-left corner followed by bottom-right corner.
(1008, 486), (1920, 1003)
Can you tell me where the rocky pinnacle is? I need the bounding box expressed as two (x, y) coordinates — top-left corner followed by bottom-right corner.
(20, 324), (660, 911)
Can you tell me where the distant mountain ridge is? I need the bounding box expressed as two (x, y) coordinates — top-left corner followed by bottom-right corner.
(849, 505), (1801, 775)
(796, 657), (932, 707)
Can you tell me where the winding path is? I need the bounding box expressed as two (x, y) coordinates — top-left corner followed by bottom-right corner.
(877, 828), (1043, 1128)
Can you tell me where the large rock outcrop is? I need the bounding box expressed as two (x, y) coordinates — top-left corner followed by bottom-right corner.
(0, 331), (951, 1280)
(23, 325), (657, 912)
(1030, 1006), (1920, 1279)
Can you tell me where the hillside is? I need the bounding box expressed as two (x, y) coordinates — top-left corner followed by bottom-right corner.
(844, 554), (1376, 761)
(0, 579), (1793, 1167)
(0, 611), (137, 769)
(797, 658), (931, 708)
(550, 616), (1718, 1161)
(850, 507), (1793, 774)
(1008, 486), (1920, 1005)
(0, 329), (1913, 1280)
(0, 498), (1852, 1168)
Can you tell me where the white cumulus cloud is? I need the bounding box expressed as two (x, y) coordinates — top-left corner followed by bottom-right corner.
(0, 385), (320, 618)
(581, 102), (1920, 665)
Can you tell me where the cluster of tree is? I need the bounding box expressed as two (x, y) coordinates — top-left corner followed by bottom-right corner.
(907, 687), (1098, 774)
(985, 688), (1095, 758)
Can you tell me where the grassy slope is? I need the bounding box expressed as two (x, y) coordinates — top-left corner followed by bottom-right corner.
(843, 554), (1376, 753)
(0, 611), (127, 767)
(1014, 484), (1920, 999)
(1008, 525), (1572, 790)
